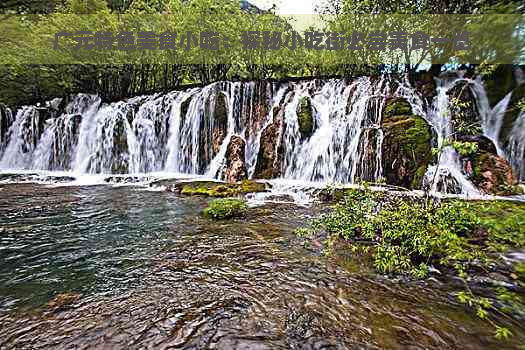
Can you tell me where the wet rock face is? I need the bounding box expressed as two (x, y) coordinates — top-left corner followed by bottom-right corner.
(381, 98), (433, 189)
(110, 116), (130, 174)
(254, 123), (280, 179)
(455, 135), (498, 155)
(384, 97), (412, 117)
(483, 64), (519, 108)
(212, 92), (228, 155)
(253, 97), (288, 180)
(414, 71), (437, 102)
(297, 96), (315, 139)
(468, 152), (522, 196)
(223, 135), (247, 182)
(355, 127), (382, 182)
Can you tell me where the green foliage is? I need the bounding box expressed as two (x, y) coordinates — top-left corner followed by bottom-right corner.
(300, 187), (525, 340)
(203, 198), (248, 219)
(452, 141), (479, 157)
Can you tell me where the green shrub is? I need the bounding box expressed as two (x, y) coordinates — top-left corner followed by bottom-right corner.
(203, 198), (248, 219)
(300, 188), (525, 340)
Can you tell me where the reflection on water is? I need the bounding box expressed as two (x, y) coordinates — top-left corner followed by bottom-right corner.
(0, 183), (523, 349)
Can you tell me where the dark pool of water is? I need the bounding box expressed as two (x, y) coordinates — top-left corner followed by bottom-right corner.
(0, 183), (523, 349)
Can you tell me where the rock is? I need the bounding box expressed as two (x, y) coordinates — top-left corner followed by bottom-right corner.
(223, 135), (247, 182)
(212, 91), (228, 155)
(180, 96), (192, 123)
(296, 96), (315, 139)
(384, 97), (412, 117)
(355, 127), (382, 182)
(414, 71), (437, 101)
(381, 98), (433, 189)
(470, 151), (522, 195)
(447, 81), (481, 137)
(253, 123), (281, 179)
(152, 179), (268, 197)
(111, 116), (129, 174)
(483, 64), (520, 108)
(0, 104), (14, 148)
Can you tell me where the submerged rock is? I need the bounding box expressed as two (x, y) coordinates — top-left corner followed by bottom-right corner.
(381, 98), (433, 189)
(223, 135), (247, 182)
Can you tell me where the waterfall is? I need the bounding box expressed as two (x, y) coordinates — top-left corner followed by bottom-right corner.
(281, 77), (388, 183)
(0, 77), (522, 193)
(507, 111), (525, 181)
(0, 106), (43, 169)
(397, 76), (480, 195)
(0, 105), (14, 158)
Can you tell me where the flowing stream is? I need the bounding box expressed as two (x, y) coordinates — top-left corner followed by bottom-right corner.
(1, 183), (524, 349)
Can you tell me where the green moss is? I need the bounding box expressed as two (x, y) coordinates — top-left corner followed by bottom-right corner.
(411, 165), (428, 189)
(382, 114), (432, 189)
(384, 97), (412, 118)
(297, 96), (314, 138)
(203, 198), (248, 219)
(180, 180), (267, 197)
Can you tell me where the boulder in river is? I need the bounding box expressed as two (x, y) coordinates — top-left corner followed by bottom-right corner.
(223, 135), (247, 182)
(381, 98), (433, 189)
(296, 96), (315, 139)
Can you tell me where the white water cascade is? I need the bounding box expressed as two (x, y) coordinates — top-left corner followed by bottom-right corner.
(0, 76), (523, 193)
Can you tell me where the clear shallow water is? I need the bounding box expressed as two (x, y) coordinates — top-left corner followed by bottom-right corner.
(0, 182), (524, 349)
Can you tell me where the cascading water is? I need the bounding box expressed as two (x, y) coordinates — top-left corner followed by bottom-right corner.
(507, 111), (525, 181)
(0, 77), (522, 193)
(397, 75), (480, 195)
(0, 105), (14, 158)
(280, 77), (388, 183)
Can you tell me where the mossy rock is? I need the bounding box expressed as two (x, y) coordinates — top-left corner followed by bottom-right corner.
(381, 114), (433, 189)
(470, 151), (522, 196)
(297, 96), (314, 139)
(384, 97), (412, 118)
(203, 198), (248, 219)
(154, 179), (268, 197)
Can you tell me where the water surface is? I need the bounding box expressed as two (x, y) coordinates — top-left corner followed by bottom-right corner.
(0, 182), (523, 349)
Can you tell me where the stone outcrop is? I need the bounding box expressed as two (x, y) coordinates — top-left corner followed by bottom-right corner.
(453, 136), (522, 195)
(469, 151), (522, 195)
(296, 96), (315, 139)
(151, 179), (268, 197)
(381, 98), (433, 189)
(253, 93), (290, 179)
(223, 135), (247, 182)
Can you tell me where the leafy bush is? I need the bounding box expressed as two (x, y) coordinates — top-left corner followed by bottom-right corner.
(203, 198), (248, 220)
(299, 188), (525, 339)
